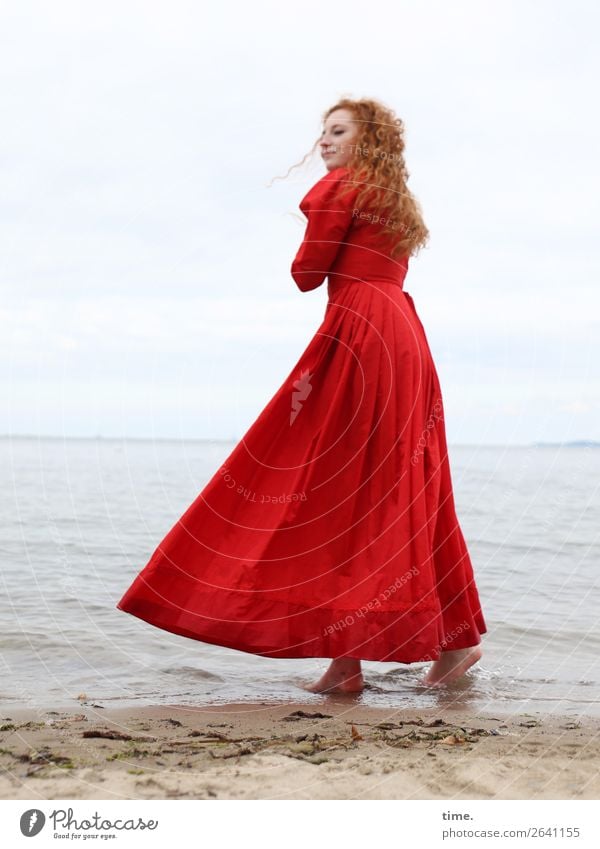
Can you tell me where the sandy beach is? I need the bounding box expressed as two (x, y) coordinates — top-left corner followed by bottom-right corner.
(1, 700), (598, 800)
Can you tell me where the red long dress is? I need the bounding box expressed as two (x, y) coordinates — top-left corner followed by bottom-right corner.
(116, 166), (487, 663)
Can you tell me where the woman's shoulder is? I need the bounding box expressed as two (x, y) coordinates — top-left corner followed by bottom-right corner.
(319, 165), (350, 181)
(313, 166), (352, 192)
(299, 166), (355, 211)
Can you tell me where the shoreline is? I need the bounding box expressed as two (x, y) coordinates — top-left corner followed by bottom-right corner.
(1, 701), (599, 800)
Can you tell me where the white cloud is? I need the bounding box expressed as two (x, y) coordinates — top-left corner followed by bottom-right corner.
(1, 0), (599, 442)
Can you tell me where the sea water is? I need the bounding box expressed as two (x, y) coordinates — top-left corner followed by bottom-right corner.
(1, 437), (598, 719)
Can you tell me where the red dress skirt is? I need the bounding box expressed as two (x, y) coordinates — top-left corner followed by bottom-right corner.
(116, 166), (487, 663)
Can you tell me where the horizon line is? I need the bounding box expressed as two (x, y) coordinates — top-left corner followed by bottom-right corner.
(1, 434), (599, 448)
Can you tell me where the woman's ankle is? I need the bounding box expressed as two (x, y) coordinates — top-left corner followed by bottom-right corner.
(332, 657), (362, 671)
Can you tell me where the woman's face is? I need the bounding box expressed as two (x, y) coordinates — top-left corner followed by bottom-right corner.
(319, 108), (358, 170)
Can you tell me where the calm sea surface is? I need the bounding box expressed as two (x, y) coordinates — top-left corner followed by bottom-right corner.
(1, 437), (598, 718)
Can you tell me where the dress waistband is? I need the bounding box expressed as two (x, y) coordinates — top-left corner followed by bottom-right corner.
(327, 274), (409, 296)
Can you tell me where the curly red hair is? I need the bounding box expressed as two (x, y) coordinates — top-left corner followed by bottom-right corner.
(282, 97), (429, 260)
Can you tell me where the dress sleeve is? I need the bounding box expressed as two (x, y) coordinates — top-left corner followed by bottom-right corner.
(291, 168), (357, 292)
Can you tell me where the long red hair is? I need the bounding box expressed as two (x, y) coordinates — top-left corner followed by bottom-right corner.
(281, 97), (430, 259)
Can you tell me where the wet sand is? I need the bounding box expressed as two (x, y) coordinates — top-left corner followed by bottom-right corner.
(0, 701), (598, 800)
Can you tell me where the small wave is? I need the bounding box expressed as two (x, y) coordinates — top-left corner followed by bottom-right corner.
(159, 665), (224, 682)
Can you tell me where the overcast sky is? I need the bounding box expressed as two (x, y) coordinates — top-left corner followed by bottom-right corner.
(1, 0), (598, 445)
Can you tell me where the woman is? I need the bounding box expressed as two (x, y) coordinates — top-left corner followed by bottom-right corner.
(117, 97), (487, 695)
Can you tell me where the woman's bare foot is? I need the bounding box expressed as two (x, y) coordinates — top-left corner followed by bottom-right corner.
(302, 657), (364, 693)
(420, 644), (482, 687)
